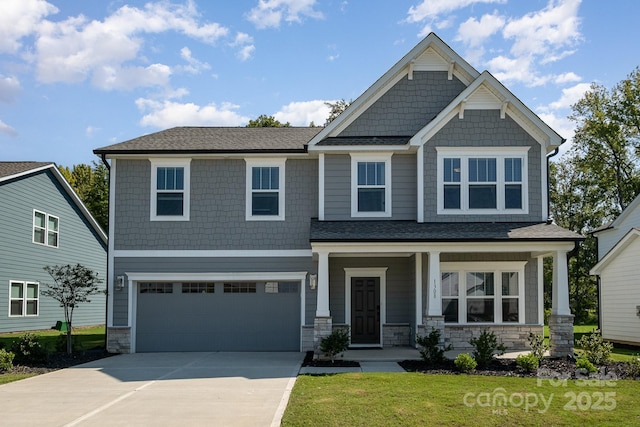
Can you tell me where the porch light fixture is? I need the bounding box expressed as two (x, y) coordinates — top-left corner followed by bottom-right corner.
(309, 274), (317, 290)
(115, 276), (125, 291)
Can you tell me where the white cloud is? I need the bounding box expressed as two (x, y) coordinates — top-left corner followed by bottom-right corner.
(231, 33), (255, 61)
(456, 13), (505, 48)
(246, 0), (323, 29)
(407, 0), (506, 36)
(34, 2), (228, 89)
(136, 98), (251, 128)
(538, 112), (576, 154)
(0, 74), (22, 103)
(554, 72), (582, 84)
(486, 55), (549, 87)
(274, 100), (333, 126)
(179, 46), (211, 74)
(86, 126), (100, 137)
(547, 82), (591, 110)
(0, 0), (57, 53)
(0, 119), (18, 136)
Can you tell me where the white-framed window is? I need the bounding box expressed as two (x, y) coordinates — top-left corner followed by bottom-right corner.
(150, 159), (191, 221)
(245, 158), (286, 221)
(9, 281), (39, 317)
(33, 210), (59, 247)
(440, 262), (526, 324)
(350, 153), (392, 217)
(437, 148), (529, 214)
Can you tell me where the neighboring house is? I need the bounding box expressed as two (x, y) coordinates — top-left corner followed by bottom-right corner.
(94, 33), (581, 356)
(0, 162), (107, 333)
(590, 193), (640, 346)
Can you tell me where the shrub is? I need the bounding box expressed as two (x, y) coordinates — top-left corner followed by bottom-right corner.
(469, 330), (506, 368)
(0, 349), (15, 372)
(576, 357), (597, 374)
(454, 353), (477, 373)
(9, 333), (47, 365)
(516, 353), (539, 373)
(528, 332), (548, 360)
(576, 329), (613, 365)
(416, 328), (452, 364)
(319, 328), (350, 363)
(628, 356), (640, 378)
(54, 334), (81, 353)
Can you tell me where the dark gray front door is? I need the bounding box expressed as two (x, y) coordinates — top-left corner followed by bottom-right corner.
(351, 277), (380, 344)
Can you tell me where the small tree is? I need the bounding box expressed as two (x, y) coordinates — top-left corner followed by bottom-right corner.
(41, 264), (103, 355)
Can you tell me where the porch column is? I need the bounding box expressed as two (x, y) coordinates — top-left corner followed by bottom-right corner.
(415, 253), (423, 331)
(427, 251), (441, 316)
(316, 250), (330, 317)
(314, 250), (332, 350)
(550, 250), (574, 358)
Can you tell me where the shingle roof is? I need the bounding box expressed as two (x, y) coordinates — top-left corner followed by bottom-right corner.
(94, 127), (324, 155)
(0, 162), (52, 179)
(310, 220), (583, 242)
(316, 136), (412, 146)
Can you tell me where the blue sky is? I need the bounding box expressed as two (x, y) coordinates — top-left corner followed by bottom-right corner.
(1, 0), (638, 166)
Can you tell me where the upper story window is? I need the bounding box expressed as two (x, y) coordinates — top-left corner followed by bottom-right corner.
(437, 148), (528, 215)
(245, 159), (285, 221)
(33, 210), (59, 247)
(350, 153), (392, 217)
(9, 281), (39, 317)
(150, 159), (191, 221)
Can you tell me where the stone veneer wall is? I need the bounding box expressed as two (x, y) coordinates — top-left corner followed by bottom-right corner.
(107, 327), (131, 353)
(444, 325), (543, 351)
(383, 324), (411, 347)
(549, 314), (574, 357)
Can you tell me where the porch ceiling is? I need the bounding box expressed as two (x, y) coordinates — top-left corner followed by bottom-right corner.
(310, 220), (583, 242)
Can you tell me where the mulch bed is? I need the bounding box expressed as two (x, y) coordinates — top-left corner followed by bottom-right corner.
(302, 351), (360, 367)
(400, 357), (639, 380)
(9, 350), (114, 375)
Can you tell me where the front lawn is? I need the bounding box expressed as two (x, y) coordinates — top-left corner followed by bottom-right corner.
(0, 325), (105, 352)
(283, 373), (640, 426)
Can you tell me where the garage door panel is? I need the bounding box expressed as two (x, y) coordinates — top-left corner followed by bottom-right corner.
(136, 282), (300, 352)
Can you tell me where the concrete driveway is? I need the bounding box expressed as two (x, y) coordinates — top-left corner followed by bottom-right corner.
(0, 352), (304, 427)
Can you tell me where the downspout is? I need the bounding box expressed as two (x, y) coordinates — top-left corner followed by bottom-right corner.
(546, 146), (560, 223)
(98, 153), (110, 350)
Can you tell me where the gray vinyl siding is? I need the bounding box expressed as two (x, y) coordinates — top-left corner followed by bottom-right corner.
(424, 109), (543, 222)
(327, 257), (414, 325)
(440, 252), (539, 324)
(323, 154), (417, 220)
(0, 170), (106, 333)
(339, 72), (467, 137)
(112, 256), (313, 326)
(113, 158), (317, 250)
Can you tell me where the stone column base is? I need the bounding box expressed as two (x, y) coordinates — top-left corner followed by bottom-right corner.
(106, 326), (131, 354)
(549, 314), (574, 358)
(422, 315), (447, 347)
(313, 316), (333, 350)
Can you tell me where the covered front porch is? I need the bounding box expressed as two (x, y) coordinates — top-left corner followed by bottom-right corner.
(307, 220), (582, 358)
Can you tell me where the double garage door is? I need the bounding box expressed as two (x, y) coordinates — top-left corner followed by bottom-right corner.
(136, 281), (300, 352)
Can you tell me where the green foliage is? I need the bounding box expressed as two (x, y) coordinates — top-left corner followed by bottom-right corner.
(58, 161), (109, 232)
(246, 114), (291, 127)
(54, 334), (81, 353)
(469, 330), (506, 368)
(10, 333), (47, 365)
(454, 353), (477, 373)
(576, 329), (613, 365)
(324, 99), (352, 126)
(576, 357), (597, 374)
(319, 328), (350, 363)
(628, 356), (640, 378)
(516, 353), (539, 373)
(527, 332), (549, 360)
(0, 349), (15, 372)
(41, 264), (104, 354)
(415, 328), (452, 364)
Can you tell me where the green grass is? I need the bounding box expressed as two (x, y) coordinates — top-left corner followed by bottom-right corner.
(542, 325), (638, 362)
(0, 373), (38, 385)
(0, 325), (105, 353)
(283, 373), (640, 427)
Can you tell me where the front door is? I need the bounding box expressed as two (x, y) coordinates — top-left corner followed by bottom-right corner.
(351, 277), (380, 345)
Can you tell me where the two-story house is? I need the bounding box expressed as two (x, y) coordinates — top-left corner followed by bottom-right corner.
(95, 33), (581, 356)
(0, 162), (107, 333)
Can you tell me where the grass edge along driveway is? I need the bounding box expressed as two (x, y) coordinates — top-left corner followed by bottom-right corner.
(282, 372), (640, 427)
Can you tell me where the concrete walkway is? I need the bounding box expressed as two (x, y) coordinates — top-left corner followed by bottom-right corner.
(0, 352), (303, 427)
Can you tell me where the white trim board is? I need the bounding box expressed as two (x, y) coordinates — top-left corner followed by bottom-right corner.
(114, 249), (312, 258)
